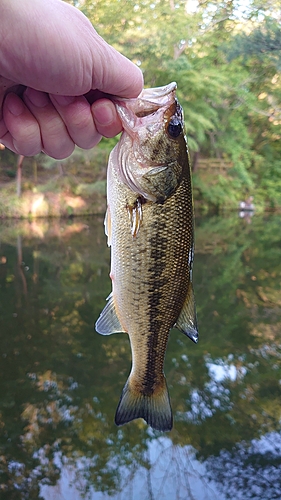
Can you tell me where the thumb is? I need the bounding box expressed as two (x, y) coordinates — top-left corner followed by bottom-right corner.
(89, 34), (143, 98)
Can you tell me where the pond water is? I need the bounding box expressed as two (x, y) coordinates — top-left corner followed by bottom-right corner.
(0, 213), (280, 500)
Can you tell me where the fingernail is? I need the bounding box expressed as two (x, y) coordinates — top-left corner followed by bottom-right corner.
(6, 95), (24, 116)
(52, 95), (75, 106)
(25, 88), (49, 107)
(93, 102), (115, 126)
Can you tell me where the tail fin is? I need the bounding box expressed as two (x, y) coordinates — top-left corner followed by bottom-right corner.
(115, 376), (173, 432)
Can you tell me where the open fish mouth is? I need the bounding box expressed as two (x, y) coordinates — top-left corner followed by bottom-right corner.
(113, 82), (178, 131)
(115, 81), (177, 104)
(136, 81), (177, 106)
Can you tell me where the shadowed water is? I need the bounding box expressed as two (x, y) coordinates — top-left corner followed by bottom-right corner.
(0, 213), (280, 500)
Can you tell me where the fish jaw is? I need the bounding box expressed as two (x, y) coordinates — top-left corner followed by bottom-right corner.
(114, 82), (178, 135)
(114, 82), (179, 163)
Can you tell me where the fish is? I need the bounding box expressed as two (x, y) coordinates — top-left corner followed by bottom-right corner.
(95, 82), (198, 432)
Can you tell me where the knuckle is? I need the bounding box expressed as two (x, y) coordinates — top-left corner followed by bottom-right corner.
(43, 115), (65, 136)
(69, 109), (92, 132)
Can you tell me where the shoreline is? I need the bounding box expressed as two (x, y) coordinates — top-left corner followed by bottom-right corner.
(0, 176), (279, 220)
(0, 188), (107, 219)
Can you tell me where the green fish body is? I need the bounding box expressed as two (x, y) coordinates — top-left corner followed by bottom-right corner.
(96, 82), (198, 431)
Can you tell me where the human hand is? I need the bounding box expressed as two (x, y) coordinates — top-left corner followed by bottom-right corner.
(0, 0), (143, 159)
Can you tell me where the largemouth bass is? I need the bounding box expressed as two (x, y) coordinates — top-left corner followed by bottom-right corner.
(95, 82), (198, 432)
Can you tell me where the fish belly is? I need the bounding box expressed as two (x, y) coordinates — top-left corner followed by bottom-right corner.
(108, 168), (193, 431)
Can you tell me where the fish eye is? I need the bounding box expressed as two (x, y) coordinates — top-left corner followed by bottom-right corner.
(167, 118), (182, 138)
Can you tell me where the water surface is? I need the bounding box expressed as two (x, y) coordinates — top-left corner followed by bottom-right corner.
(0, 214), (280, 500)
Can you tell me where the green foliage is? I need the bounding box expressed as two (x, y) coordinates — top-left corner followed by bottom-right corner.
(256, 159), (281, 208)
(74, 180), (106, 196)
(74, 0), (281, 211)
(227, 17), (281, 70)
(0, 0), (277, 213)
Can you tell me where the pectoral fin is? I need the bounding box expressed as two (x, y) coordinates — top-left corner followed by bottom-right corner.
(175, 282), (199, 343)
(127, 197), (143, 237)
(95, 293), (125, 335)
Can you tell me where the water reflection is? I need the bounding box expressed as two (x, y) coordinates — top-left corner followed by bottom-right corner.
(0, 214), (280, 499)
(41, 438), (224, 500)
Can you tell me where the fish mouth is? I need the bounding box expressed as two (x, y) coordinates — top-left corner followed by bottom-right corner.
(114, 82), (177, 132)
(137, 82), (177, 104)
(115, 82), (177, 105)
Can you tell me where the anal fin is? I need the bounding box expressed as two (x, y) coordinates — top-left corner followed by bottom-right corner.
(95, 293), (125, 335)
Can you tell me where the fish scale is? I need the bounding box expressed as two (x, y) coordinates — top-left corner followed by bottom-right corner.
(95, 82), (198, 431)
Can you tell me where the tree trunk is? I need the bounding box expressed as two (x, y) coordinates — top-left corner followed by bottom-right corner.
(16, 155), (24, 197)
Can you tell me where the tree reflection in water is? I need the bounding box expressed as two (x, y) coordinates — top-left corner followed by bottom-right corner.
(0, 214), (280, 499)
(206, 432), (281, 500)
(41, 438), (222, 500)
